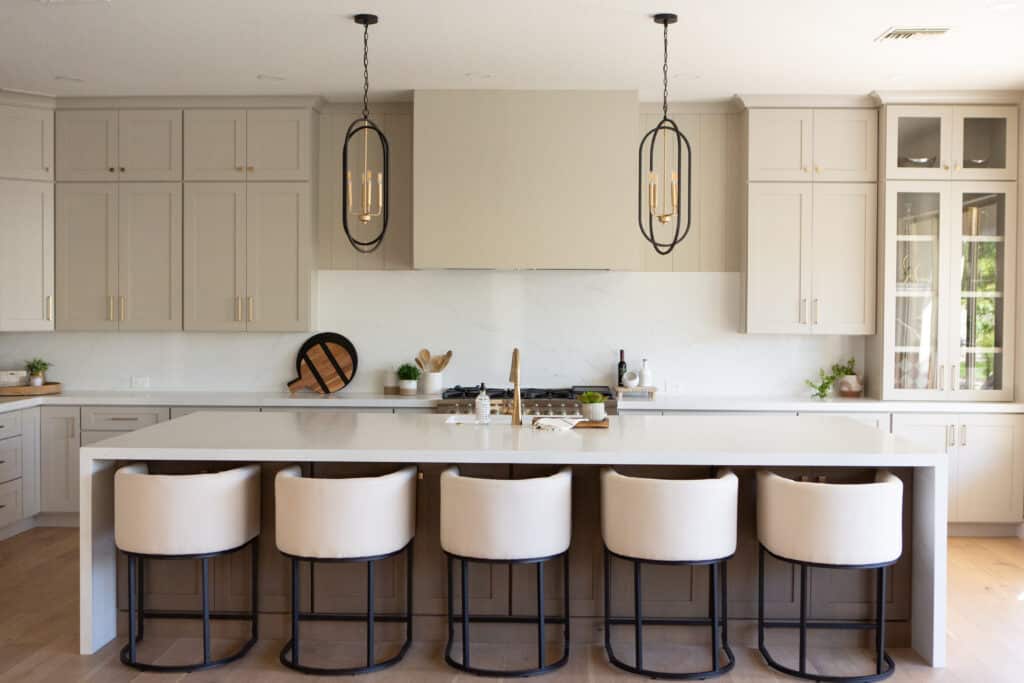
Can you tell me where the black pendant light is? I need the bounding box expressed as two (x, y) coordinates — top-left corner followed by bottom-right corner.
(342, 13), (389, 254)
(637, 13), (693, 256)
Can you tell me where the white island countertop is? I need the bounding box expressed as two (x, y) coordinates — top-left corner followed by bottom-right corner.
(81, 410), (944, 467)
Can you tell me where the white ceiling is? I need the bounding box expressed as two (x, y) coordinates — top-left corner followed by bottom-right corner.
(1, 0), (1022, 102)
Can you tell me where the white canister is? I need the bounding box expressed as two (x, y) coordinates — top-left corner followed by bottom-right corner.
(398, 379), (418, 396)
(421, 372), (443, 395)
(382, 369), (399, 395)
(639, 359), (653, 387)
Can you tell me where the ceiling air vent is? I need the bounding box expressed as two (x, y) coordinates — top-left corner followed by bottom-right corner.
(875, 26), (951, 42)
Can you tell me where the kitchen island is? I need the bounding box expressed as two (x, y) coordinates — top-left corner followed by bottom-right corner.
(79, 411), (947, 668)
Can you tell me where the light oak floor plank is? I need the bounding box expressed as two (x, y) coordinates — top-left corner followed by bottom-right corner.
(1, 530), (1022, 681)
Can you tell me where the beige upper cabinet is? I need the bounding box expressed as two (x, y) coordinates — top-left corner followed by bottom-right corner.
(56, 183), (117, 330)
(184, 182), (246, 331)
(0, 180), (54, 331)
(809, 183), (876, 334)
(885, 105), (1018, 181)
(748, 108), (876, 182)
(56, 110), (118, 181)
(245, 182), (310, 331)
(745, 182), (876, 334)
(117, 183), (182, 330)
(0, 105), (53, 181)
(117, 110), (182, 181)
(747, 109), (813, 182)
(56, 182), (183, 331)
(745, 182), (812, 333)
(57, 109), (182, 181)
(184, 182), (310, 332)
(812, 109), (878, 182)
(184, 109), (309, 181)
(184, 109), (247, 181)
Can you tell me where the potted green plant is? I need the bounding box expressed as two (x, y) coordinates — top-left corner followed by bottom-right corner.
(25, 357), (51, 387)
(578, 391), (607, 421)
(806, 357), (860, 399)
(396, 363), (421, 396)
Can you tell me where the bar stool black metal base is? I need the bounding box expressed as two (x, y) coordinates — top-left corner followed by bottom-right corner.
(118, 537), (259, 673)
(758, 545), (896, 682)
(279, 540), (414, 676)
(444, 550), (570, 678)
(603, 546), (735, 680)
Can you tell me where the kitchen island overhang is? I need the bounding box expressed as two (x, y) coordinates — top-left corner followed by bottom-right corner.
(79, 411), (948, 668)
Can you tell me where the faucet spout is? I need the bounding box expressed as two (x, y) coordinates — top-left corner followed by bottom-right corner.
(509, 348), (522, 426)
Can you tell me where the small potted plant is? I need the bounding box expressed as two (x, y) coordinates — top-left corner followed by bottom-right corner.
(396, 363), (421, 396)
(578, 391), (607, 421)
(25, 357), (51, 387)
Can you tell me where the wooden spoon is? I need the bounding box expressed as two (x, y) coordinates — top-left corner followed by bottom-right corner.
(438, 350), (453, 372)
(417, 349), (431, 371)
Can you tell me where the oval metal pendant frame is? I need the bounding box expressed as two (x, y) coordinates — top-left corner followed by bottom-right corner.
(637, 117), (693, 256)
(342, 117), (390, 254)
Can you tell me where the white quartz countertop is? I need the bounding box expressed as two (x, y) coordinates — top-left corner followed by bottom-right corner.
(2, 388), (1023, 416)
(80, 411), (944, 467)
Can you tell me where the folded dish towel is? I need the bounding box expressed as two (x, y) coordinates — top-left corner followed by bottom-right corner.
(533, 417), (583, 432)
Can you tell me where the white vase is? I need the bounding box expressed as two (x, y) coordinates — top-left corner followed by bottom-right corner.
(29, 374), (44, 387)
(580, 402), (606, 421)
(398, 379), (418, 396)
(421, 372), (443, 395)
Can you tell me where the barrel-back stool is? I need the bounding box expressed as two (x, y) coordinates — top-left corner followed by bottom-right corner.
(757, 470), (903, 682)
(114, 463), (261, 672)
(440, 465), (573, 677)
(275, 465), (417, 675)
(601, 467), (738, 679)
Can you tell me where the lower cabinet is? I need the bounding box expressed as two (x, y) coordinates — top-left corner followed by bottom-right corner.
(39, 406), (80, 514)
(893, 413), (1024, 523)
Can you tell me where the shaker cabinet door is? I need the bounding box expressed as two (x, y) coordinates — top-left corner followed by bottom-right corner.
(955, 414), (1024, 523)
(117, 110), (182, 181)
(810, 183), (876, 334)
(812, 109), (877, 182)
(183, 183), (246, 331)
(39, 407), (80, 514)
(56, 110), (118, 181)
(184, 109), (247, 181)
(245, 109), (310, 181)
(745, 182), (812, 333)
(0, 181), (54, 331)
(747, 109), (813, 182)
(55, 183), (118, 331)
(117, 183), (182, 331)
(0, 105), (53, 181)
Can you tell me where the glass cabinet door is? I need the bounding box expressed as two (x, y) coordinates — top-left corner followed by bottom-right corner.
(952, 185), (1016, 397)
(953, 107), (1018, 181)
(892, 189), (946, 391)
(887, 106), (952, 180)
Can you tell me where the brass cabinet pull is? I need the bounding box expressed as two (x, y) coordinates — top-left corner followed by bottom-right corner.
(234, 295), (242, 322)
(107, 295), (115, 321)
(247, 296), (254, 322)
(799, 298), (807, 324)
(119, 295), (126, 321)
(45, 295), (53, 321)
(954, 161), (961, 171)
(109, 417), (140, 422)
(947, 424), (956, 449)
(814, 165), (822, 174)
(812, 298), (820, 325)
(942, 163), (950, 171)
(960, 424), (967, 447)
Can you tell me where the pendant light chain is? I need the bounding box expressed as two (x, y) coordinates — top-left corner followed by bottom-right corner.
(662, 21), (669, 119)
(362, 23), (370, 120)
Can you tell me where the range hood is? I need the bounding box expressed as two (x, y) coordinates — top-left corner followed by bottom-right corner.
(412, 90), (641, 270)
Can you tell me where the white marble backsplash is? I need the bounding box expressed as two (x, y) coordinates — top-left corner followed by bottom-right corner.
(0, 271), (863, 396)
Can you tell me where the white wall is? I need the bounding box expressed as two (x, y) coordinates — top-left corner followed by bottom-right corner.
(0, 270), (863, 396)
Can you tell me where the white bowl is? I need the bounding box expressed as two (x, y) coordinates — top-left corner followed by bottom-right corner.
(622, 371), (640, 388)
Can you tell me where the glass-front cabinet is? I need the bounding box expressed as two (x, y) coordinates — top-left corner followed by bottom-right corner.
(886, 105), (1018, 181)
(882, 181), (1016, 400)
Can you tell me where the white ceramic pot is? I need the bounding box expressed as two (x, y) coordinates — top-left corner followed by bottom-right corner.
(622, 371), (640, 388)
(398, 379), (418, 396)
(580, 402), (606, 421)
(29, 374), (44, 387)
(382, 369), (399, 395)
(421, 372), (443, 395)
(836, 374), (864, 397)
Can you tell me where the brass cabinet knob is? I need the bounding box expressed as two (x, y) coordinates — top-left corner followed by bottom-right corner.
(247, 165), (255, 172)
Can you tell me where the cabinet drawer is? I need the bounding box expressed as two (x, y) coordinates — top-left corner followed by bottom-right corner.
(0, 479), (21, 527)
(0, 436), (22, 484)
(0, 412), (22, 440)
(81, 406), (169, 431)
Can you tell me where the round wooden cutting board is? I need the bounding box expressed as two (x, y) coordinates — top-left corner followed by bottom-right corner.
(287, 333), (359, 395)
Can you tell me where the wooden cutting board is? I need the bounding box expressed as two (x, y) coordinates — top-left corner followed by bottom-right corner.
(287, 333), (359, 395)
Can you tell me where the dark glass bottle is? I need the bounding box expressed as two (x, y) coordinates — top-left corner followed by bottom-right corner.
(617, 349), (627, 387)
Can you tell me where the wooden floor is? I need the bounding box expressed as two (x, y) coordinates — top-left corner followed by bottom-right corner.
(1, 528), (1023, 681)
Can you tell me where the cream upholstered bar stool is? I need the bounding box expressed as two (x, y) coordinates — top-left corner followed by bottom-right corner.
(601, 468), (738, 679)
(440, 466), (573, 677)
(114, 463), (261, 673)
(275, 465), (417, 676)
(757, 470), (903, 682)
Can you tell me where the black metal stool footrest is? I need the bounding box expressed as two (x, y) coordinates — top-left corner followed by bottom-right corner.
(757, 545), (896, 683)
(603, 547), (735, 680)
(445, 551), (570, 678)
